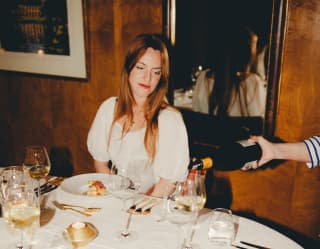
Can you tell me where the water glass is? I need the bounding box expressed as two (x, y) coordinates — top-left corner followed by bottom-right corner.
(1, 166), (27, 206)
(208, 208), (234, 246)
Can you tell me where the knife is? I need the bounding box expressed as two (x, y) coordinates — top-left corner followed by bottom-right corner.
(240, 241), (271, 249)
(231, 245), (248, 249)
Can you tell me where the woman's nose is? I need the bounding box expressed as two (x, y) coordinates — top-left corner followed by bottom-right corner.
(142, 70), (151, 82)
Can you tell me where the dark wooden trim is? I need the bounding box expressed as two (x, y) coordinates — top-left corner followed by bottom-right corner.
(264, 0), (288, 137)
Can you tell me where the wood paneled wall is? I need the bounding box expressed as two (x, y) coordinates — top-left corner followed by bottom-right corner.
(0, 0), (319, 246)
(0, 0), (163, 174)
(275, 0), (320, 240)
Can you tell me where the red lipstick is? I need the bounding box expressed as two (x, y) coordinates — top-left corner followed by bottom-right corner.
(138, 83), (151, 89)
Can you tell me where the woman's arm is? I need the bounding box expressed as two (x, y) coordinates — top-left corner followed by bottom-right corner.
(148, 109), (190, 197)
(87, 97), (116, 172)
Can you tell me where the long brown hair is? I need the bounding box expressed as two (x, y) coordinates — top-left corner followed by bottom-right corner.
(109, 34), (170, 161)
(209, 26), (254, 116)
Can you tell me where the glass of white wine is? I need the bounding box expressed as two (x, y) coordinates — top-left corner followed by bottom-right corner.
(4, 184), (40, 249)
(23, 146), (51, 203)
(184, 171), (207, 249)
(166, 179), (199, 249)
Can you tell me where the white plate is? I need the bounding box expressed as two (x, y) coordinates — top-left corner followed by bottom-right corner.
(60, 173), (110, 197)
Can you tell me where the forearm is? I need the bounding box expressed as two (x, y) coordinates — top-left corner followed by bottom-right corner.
(273, 142), (310, 163)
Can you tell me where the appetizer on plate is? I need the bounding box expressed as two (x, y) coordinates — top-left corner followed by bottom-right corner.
(86, 180), (107, 196)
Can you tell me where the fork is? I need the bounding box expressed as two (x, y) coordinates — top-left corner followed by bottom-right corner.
(35, 177), (64, 193)
(56, 202), (101, 212)
(52, 200), (92, 217)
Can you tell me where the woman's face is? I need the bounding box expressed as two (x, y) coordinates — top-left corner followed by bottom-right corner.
(129, 47), (162, 102)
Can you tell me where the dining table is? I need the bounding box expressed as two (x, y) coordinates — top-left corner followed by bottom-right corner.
(0, 173), (303, 249)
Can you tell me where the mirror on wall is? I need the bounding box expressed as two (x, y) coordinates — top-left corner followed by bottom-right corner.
(164, 0), (287, 138)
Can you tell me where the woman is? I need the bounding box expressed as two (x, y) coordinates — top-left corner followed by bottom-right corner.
(87, 34), (190, 197)
(209, 26), (267, 117)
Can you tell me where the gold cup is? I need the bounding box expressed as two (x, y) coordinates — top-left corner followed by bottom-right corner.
(64, 222), (98, 248)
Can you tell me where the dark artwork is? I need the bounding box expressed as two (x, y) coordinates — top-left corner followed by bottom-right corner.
(0, 0), (70, 55)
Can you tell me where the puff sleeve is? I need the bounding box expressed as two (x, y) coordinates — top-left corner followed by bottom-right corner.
(152, 108), (190, 182)
(87, 97), (117, 162)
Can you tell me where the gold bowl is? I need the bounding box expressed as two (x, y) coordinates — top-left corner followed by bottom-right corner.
(63, 221), (98, 248)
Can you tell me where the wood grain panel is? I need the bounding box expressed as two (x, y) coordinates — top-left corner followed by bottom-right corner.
(0, 74), (13, 164)
(0, 0), (163, 175)
(207, 0), (320, 244)
(273, 0), (320, 242)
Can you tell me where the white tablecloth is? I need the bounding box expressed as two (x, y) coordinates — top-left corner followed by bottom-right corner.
(0, 187), (303, 249)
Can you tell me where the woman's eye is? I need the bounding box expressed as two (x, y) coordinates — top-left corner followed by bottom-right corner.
(136, 66), (144, 70)
(154, 71), (161, 76)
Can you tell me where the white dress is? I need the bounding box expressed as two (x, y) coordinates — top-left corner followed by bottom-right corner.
(228, 73), (267, 117)
(87, 97), (190, 192)
(192, 69), (266, 117)
(192, 69), (214, 114)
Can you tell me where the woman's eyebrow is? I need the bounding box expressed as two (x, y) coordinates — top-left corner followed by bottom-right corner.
(152, 67), (162, 70)
(136, 61), (161, 70)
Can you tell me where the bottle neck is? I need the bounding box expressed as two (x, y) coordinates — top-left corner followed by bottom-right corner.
(187, 169), (207, 180)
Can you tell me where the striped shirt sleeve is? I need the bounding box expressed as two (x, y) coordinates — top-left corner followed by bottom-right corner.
(303, 135), (320, 168)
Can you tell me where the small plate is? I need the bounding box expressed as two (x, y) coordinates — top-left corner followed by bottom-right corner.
(64, 221), (98, 248)
(60, 173), (109, 197)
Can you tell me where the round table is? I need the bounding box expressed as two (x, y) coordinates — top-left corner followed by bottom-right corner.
(0, 183), (303, 249)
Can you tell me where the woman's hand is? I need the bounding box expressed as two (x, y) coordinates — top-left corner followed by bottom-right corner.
(146, 178), (175, 198)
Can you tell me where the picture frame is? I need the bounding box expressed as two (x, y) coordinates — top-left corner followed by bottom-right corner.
(0, 0), (87, 79)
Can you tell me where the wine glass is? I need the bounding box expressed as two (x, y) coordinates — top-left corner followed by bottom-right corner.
(22, 146), (51, 203)
(0, 166), (26, 209)
(107, 161), (143, 240)
(166, 179), (199, 249)
(3, 184), (40, 249)
(184, 171), (207, 249)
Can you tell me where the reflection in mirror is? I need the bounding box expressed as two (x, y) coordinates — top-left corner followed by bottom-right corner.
(164, 0), (287, 137)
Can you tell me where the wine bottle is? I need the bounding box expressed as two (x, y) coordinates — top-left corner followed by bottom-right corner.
(188, 157), (213, 170)
(188, 141), (262, 171)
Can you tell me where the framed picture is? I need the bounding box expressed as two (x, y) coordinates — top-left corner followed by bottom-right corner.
(0, 0), (87, 79)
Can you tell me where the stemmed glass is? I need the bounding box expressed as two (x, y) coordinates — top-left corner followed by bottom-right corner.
(1, 166), (25, 205)
(184, 171), (207, 249)
(3, 183), (40, 249)
(22, 146), (51, 203)
(107, 161), (143, 240)
(166, 178), (199, 249)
